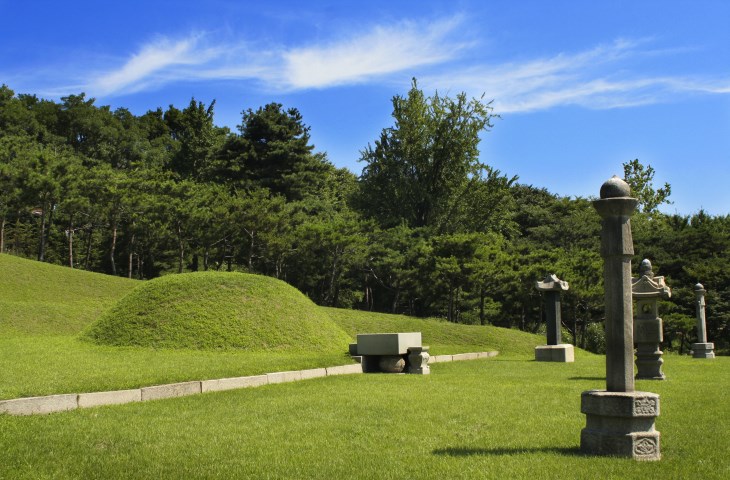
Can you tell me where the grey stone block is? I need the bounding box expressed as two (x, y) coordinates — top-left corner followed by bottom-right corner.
(430, 355), (453, 363)
(691, 342), (715, 359)
(581, 390), (660, 417)
(477, 351), (499, 358)
(300, 368), (327, 380)
(141, 381), (202, 401)
(581, 429), (660, 461)
(535, 344), (574, 362)
(407, 346), (430, 374)
(267, 371), (302, 384)
(580, 390), (660, 461)
(0, 394), (78, 416)
(326, 363), (363, 376)
(452, 352), (479, 361)
(78, 389), (141, 408)
(356, 332), (422, 355)
(201, 375), (269, 393)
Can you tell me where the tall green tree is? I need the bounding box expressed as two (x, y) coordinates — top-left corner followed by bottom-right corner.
(211, 103), (331, 200)
(357, 79), (512, 232)
(623, 158), (672, 214)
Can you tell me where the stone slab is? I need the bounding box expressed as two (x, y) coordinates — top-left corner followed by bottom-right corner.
(141, 381), (201, 401)
(429, 355), (452, 363)
(452, 352), (480, 361)
(267, 371), (302, 384)
(477, 351), (498, 359)
(300, 368), (328, 380)
(326, 364), (363, 376)
(201, 375), (269, 393)
(0, 394), (78, 415)
(535, 344), (574, 362)
(355, 332), (422, 355)
(78, 389), (141, 408)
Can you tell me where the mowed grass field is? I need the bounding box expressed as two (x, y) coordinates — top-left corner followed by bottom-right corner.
(1, 254), (729, 479)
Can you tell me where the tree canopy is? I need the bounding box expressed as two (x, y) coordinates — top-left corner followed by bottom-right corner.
(1, 82), (728, 355)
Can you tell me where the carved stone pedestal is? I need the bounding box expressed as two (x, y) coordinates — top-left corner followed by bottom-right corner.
(407, 346), (430, 374)
(534, 344), (574, 362)
(691, 342), (715, 359)
(580, 390), (661, 461)
(635, 343), (665, 380)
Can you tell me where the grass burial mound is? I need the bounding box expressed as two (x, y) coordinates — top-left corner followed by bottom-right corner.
(84, 271), (351, 352)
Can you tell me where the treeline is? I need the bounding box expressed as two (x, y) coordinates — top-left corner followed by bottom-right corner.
(1, 81), (728, 353)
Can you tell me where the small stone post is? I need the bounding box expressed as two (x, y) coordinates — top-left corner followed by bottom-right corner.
(535, 274), (574, 362)
(632, 259), (671, 379)
(691, 283), (715, 358)
(407, 346), (431, 374)
(580, 176), (661, 461)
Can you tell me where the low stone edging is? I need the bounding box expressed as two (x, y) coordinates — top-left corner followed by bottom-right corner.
(0, 351), (497, 416)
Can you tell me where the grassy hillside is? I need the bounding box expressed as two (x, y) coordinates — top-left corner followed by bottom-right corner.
(0, 254), (137, 335)
(327, 307), (545, 357)
(83, 271), (352, 351)
(1, 254), (555, 399)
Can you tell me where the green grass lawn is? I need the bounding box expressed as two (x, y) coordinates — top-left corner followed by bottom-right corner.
(0, 254), (542, 399)
(2, 354), (728, 479)
(2, 253), (729, 479)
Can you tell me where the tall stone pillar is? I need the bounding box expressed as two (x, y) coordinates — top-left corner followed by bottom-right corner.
(580, 176), (661, 461)
(691, 283), (715, 358)
(632, 259), (671, 380)
(535, 274), (574, 362)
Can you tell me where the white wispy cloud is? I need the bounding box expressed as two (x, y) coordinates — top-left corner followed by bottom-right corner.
(37, 20), (730, 112)
(279, 17), (466, 89)
(78, 17), (466, 97)
(420, 39), (730, 113)
(88, 34), (220, 96)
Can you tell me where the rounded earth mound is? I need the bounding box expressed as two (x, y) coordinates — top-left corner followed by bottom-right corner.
(83, 272), (351, 351)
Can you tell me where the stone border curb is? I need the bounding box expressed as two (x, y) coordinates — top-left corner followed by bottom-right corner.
(428, 351), (498, 364)
(0, 351), (498, 416)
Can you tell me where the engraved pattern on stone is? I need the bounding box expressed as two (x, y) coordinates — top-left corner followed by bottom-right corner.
(634, 397), (657, 415)
(634, 438), (657, 456)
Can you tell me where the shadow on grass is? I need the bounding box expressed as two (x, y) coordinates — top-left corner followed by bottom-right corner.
(568, 376), (605, 381)
(433, 446), (583, 457)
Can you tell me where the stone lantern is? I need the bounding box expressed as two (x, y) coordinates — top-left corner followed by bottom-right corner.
(632, 259), (671, 380)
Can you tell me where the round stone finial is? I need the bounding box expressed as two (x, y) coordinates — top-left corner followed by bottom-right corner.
(640, 259), (653, 277)
(600, 175), (631, 199)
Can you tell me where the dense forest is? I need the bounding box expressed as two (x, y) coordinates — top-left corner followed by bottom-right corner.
(1, 81), (728, 354)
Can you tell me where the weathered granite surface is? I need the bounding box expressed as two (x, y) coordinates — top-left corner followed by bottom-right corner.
(581, 176), (661, 461)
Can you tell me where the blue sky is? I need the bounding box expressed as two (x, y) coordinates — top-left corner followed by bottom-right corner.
(2, 0), (729, 215)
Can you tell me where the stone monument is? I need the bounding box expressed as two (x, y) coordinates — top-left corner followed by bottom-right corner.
(691, 283), (715, 359)
(580, 176), (661, 461)
(535, 274), (574, 362)
(351, 332), (429, 374)
(632, 259), (671, 379)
